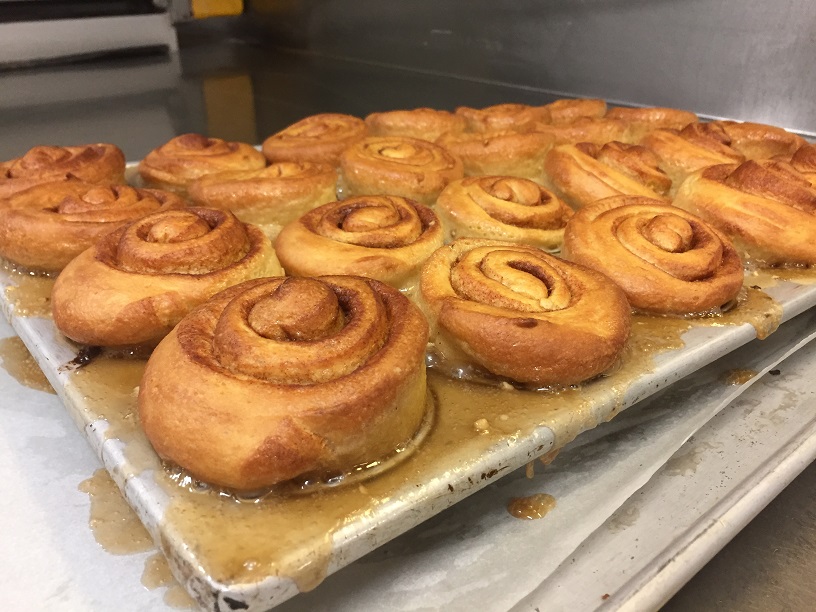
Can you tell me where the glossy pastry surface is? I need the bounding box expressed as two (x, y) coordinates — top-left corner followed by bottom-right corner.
(261, 113), (367, 166)
(563, 195), (744, 313)
(138, 275), (430, 490)
(275, 195), (443, 292)
(525, 117), (628, 146)
(454, 103), (552, 132)
(52, 207), (281, 346)
(420, 238), (631, 385)
(708, 120), (806, 160)
(435, 129), (554, 180)
(0, 180), (184, 272)
(605, 106), (698, 142)
(790, 143), (816, 184)
(365, 108), (466, 141)
(435, 176), (573, 250)
(543, 98), (607, 125)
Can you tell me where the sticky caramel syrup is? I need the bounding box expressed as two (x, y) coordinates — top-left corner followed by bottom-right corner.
(722, 368), (758, 385)
(142, 552), (196, 609)
(0, 336), (55, 394)
(745, 263), (816, 290)
(507, 493), (557, 520)
(63, 284), (784, 594)
(2, 260), (55, 318)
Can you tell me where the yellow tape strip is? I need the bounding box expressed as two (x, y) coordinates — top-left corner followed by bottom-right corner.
(191, 0), (243, 19)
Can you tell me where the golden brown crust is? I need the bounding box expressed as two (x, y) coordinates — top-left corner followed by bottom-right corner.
(709, 120), (807, 160)
(51, 208), (282, 346)
(365, 108), (466, 141)
(435, 129), (554, 180)
(275, 195), (443, 292)
(543, 143), (671, 209)
(137, 275), (429, 489)
(543, 98), (607, 125)
(605, 107), (698, 142)
(419, 238), (631, 385)
(435, 176), (573, 250)
(0, 143), (125, 198)
(790, 143), (816, 185)
(524, 116), (628, 146)
(673, 160), (816, 265)
(562, 196), (744, 314)
(339, 136), (464, 205)
(455, 103), (552, 132)
(139, 133), (266, 191)
(261, 113), (367, 166)
(0, 180), (185, 272)
(186, 161), (337, 232)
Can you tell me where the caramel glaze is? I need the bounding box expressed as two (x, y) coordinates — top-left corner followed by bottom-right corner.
(142, 552), (196, 609)
(507, 493), (557, 520)
(2, 261), (55, 318)
(62, 283), (783, 593)
(723, 368), (758, 385)
(0, 336), (55, 393)
(746, 264), (816, 290)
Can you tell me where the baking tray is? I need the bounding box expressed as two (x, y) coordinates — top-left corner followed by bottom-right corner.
(2, 254), (816, 609)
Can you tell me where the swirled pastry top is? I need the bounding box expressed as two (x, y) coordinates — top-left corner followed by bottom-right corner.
(562, 196), (744, 314)
(261, 113), (367, 166)
(0, 143), (125, 198)
(51, 207), (281, 346)
(524, 117), (628, 146)
(365, 108), (466, 141)
(435, 176), (573, 250)
(673, 160), (816, 265)
(0, 180), (184, 272)
(339, 136), (464, 204)
(605, 107), (698, 142)
(275, 195), (443, 291)
(187, 161), (337, 227)
(543, 98), (607, 125)
(435, 129), (554, 180)
(139, 133), (266, 190)
(790, 143), (816, 184)
(454, 103), (552, 132)
(544, 142), (672, 209)
(707, 120), (807, 160)
(138, 275), (429, 489)
(420, 238), (631, 386)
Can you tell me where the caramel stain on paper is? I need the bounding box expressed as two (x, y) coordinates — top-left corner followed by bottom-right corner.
(142, 552), (196, 609)
(507, 493), (557, 520)
(607, 504), (641, 533)
(722, 368), (758, 386)
(0, 336), (55, 394)
(664, 442), (719, 477)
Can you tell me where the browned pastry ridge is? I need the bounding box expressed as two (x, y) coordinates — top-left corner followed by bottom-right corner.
(605, 106), (698, 142)
(435, 176), (573, 250)
(365, 108), (466, 141)
(420, 238), (631, 385)
(261, 113), (368, 166)
(339, 136), (464, 205)
(275, 195), (444, 292)
(543, 142), (672, 209)
(543, 98), (607, 125)
(187, 161), (337, 234)
(139, 133), (266, 191)
(0, 180), (184, 272)
(524, 116), (629, 147)
(51, 207), (282, 346)
(707, 120), (806, 160)
(435, 129), (554, 180)
(673, 160), (816, 265)
(562, 196), (744, 314)
(138, 275), (430, 490)
(454, 103), (552, 132)
(0, 143), (125, 198)
(790, 143), (816, 184)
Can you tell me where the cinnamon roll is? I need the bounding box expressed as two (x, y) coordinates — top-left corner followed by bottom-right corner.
(525, 116), (629, 147)
(339, 136), (464, 205)
(187, 161), (337, 236)
(543, 142), (671, 209)
(261, 113), (367, 167)
(543, 98), (607, 125)
(275, 195), (443, 293)
(455, 103), (552, 133)
(435, 176), (573, 250)
(673, 160), (816, 265)
(708, 120), (806, 160)
(138, 275), (429, 490)
(562, 196), (744, 314)
(0, 143), (125, 198)
(51, 208), (281, 346)
(139, 133), (266, 192)
(365, 108), (466, 141)
(790, 143), (816, 184)
(420, 238), (631, 386)
(605, 107), (698, 142)
(0, 180), (184, 272)
(435, 129), (554, 181)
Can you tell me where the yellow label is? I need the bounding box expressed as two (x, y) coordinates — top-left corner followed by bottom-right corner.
(191, 0), (243, 19)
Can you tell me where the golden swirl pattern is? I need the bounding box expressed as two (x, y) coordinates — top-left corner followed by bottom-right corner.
(0, 143), (125, 198)
(435, 129), (554, 180)
(365, 108), (466, 141)
(187, 161), (337, 230)
(339, 136), (464, 205)
(139, 133), (266, 191)
(562, 196), (744, 313)
(455, 103), (552, 133)
(674, 160), (816, 265)
(51, 207), (281, 346)
(261, 113), (367, 166)
(0, 180), (184, 272)
(435, 176), (573, 249)
(138, 275), (429, 489)
(275, 195), (444, 292)
(420, 238), (631, 385)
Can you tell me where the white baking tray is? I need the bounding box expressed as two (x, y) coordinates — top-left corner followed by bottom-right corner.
(2, 263), (816, 610)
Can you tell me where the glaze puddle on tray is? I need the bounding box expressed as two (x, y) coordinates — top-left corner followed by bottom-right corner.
(0, 336), (55, 394)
